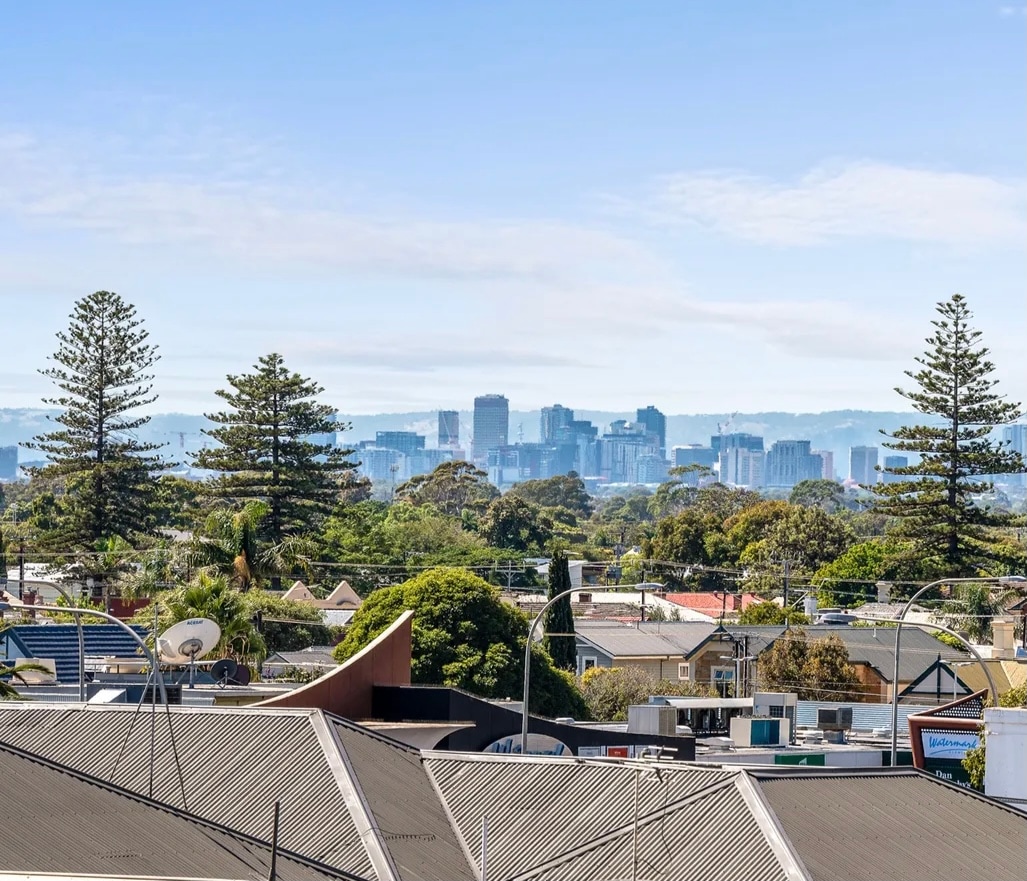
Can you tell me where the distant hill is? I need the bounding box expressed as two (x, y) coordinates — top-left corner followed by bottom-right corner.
(1, 407), (920, 477)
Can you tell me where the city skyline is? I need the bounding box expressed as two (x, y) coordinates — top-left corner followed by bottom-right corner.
(1, 3), (1024, 415)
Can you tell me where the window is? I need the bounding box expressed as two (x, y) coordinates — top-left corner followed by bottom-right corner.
(768, 704), (784, 718)
(711, 666), (734, 698)
(581, 656), (598, 675)
(677, 662), (690, 681)
(579, 592), (593, 603)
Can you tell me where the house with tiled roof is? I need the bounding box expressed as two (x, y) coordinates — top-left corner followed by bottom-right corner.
(665, 591), (762, 618)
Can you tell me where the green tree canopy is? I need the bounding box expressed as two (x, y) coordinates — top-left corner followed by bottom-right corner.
(737, 601), (809, 626)
(193, 354), (356, 543)
(789, 479), (846, 512)
(579, 666), (711, 722)
(872, 294), (1025, 575)
(394, 461), (499, 518)
(333, 567), (586, 717)
(506, 473), (592, 518)
(757, 629), (863, 701)
(27, 291), (166, 553)
(477, 495), (552, 552)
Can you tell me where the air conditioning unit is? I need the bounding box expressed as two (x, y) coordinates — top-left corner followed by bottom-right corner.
(628, 704), (676, 737)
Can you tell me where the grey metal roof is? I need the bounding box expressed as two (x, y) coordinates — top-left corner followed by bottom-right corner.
(751, 769), (1027, 881)
(0, 702), (478, 880)
(0, 741), (364, 881)
(796, 700), (935, 735)
(721, 625), (965, 683)
(423, 752), (794, 881)
(0, 703), (376, 877)
(329, 718), (476, 881)
(575, 620), (718, 658)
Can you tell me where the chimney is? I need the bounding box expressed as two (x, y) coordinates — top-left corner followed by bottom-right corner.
(992, 619), (1015, 659)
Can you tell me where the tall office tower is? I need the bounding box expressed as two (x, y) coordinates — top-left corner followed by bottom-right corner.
(813, 450), (835, 481)
(0, 445), (17, 481)
(375, 431), (426, 456)
(540, 404), (574, 444)
(1002, 424), (1027, 487)
(765, 439), (824, 488)
(881, 454), (908, 485)
(713, 432), (764, 454)
(636, 405), (667, 458)
(438, 410), (460, 446)
(472, 394), (509, 463)
(849, 445), (879, 486)
(719, 447), (765, 488)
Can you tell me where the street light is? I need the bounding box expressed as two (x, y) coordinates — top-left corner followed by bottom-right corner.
(521, 585), (618, 754)
(885, 574), (1026, 767)
(0, 600), (166, 705)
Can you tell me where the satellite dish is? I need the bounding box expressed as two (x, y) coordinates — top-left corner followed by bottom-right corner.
(210, 657), (238, 686)
(232, 665), (251, 686)
(157, 618), (221, 665)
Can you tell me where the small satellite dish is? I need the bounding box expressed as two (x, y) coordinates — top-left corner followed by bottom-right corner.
(157, 618), (221, 665)
(210, 657), (238, 686)
(232, 665), (252, 686)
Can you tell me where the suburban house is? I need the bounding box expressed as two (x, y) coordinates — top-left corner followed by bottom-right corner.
(685, 625), (970, 703)
(283, 579), (363, 626)
(573, 620), (718, 678)
(665, 591), (761, 620)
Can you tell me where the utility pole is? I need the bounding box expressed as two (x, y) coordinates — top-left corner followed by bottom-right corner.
(18, 541), (25, 600)
(782, 559), (791, 629)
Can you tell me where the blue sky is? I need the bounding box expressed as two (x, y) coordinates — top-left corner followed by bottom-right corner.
(1, 2), (1024, 416)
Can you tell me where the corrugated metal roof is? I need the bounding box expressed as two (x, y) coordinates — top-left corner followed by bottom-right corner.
(752, 770), (1027, 881)
(575, 621), (718, 658)
(0, 703), (376, 878)
(512, 778), (790, 881)
(424, 752), (755, 880)
(3, 624), (148, 681)
(0, 742), (365, 881)
(329, 720), (475, 881)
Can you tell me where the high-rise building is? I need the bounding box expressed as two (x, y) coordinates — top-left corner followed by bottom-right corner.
(1002, 424), (1027, 487)
(765, 440), (824, 488)
(849, 446), (879, 486)
(881, 454), (908, 485)
(472, 394), (509, 463)
(438, 410), (459, 447)
(636, 405), (667, 458)
(375, 431), (426, 456)
(813, 450), (835, 481)
(540, 404), (575, 445)
(713, 432), (764, 454)
(672, 445), (717, 485)
(720, 447), (765, 488)
(0, 445), (17, 481)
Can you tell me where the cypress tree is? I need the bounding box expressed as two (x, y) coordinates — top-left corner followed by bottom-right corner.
(543, 551), (577, 671)
(27, 291), (166, 552)
(872, 294), (1025, 575)
(193, 353), (356, 542)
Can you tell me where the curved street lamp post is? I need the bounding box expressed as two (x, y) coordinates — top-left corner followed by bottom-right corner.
(885, 574), (1026, 767)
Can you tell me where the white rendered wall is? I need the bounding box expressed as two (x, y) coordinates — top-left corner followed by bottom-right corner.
(984, 707), (1027, 811)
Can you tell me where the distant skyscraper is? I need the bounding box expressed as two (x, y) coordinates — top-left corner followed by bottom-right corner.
(636, 405), (667, 458)
(472, 394), (509, 463)
(1001, 424), (1027, 487)
(881, 454), (908, 485)
(714, 432), (764, 454)
(438, 410), (459, 446)
(375, 431), (426, 456)
(720, 447), (765, 488)
(0, 445), (17, 481)
(540, 404), (574, 444)
(669, 443), (718, 484)
(813, 450), (835, 481)
(765, 440), (824, 488)
(849, 446), (879, 486)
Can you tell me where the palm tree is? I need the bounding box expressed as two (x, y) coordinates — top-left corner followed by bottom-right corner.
(0, 661), (51, 700)
(191, 501), (314, 591)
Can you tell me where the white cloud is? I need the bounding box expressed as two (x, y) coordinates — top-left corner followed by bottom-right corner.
(645, 162), (1027, 247)
(0, 131), (653, 284)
